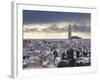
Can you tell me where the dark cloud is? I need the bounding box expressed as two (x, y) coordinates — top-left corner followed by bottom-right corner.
(24, 28), (38, 32)
(23, 10), (91, 25)
(42, 24), (67, 33)
(41, 23), (90, 33)
(72, 24), (90, 32)
(24, 23), (90, 33)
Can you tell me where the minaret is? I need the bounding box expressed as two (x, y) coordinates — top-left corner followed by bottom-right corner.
(68, 24), (72, 40)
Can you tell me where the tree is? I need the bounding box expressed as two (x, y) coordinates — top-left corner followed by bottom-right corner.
(57, 61), (68, 67)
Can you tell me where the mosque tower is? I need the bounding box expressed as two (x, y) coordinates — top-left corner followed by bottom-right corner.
(68, 24), (72, 40)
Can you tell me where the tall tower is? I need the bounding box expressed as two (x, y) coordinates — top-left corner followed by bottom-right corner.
(68, 24), (72, 40)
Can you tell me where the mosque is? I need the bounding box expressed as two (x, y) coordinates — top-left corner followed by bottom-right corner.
(68, 24), (82, 40)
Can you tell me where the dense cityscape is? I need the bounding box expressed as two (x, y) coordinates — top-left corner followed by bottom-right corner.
(23, 38), (91, 69)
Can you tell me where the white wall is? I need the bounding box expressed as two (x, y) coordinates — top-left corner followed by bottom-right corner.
(0, 0), (100, 80)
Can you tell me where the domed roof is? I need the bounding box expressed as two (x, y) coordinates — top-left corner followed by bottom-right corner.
(71, 36), (82, 39)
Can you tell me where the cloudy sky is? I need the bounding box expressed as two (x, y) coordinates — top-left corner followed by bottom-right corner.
(23, 10), (91, 39)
